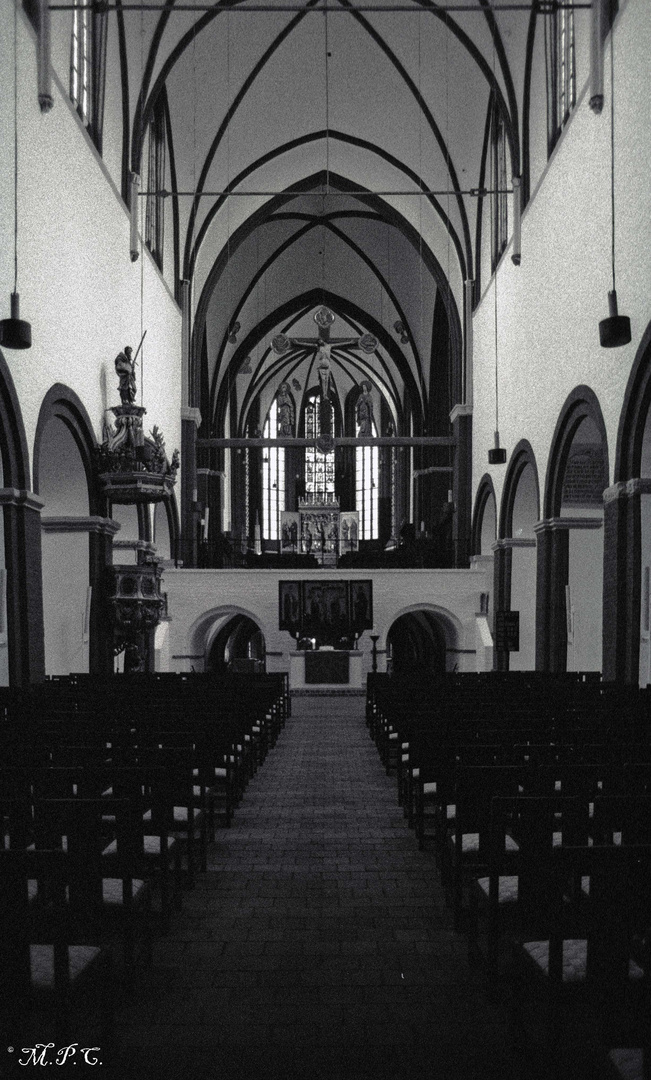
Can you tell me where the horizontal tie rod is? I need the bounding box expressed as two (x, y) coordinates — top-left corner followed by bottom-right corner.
(140, 188), (511, 198)
(198, 436), (456, 447)
(50, 3), (591, 11)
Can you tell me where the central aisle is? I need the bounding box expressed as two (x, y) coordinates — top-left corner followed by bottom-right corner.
(113, 694), (521, 1080)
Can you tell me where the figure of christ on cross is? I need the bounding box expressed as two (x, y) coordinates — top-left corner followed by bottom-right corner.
(272, 307), (377, 435)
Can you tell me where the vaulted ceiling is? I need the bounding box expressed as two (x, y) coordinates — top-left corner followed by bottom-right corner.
(117, 0), (589, 434)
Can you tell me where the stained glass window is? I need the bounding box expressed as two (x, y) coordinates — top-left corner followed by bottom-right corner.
(262, 400), (285, 540)
(305, 394), (335, 501)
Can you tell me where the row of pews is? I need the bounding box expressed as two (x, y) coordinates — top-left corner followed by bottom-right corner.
(0, 670), (289, 1050)
(367, 671), (651, 1080)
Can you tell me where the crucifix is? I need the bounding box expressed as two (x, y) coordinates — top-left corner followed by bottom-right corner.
(271, 306), (377, 435)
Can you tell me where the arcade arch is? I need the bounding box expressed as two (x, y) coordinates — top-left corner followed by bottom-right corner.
(496, 442), (539, 672)
(385, 603), (460, 675)
(34, 387), (103, 678)
(536, 388), (608, 674)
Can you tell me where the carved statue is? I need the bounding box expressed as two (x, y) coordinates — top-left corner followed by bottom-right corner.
(356, 380), (374, 436)
(316, 339), (333, 400)
(277, 383), (295, 437)
(115, 346), (137, 405)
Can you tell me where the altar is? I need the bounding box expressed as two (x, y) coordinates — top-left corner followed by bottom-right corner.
(289, 650), (363, 689)
(281, 500), (359, 566)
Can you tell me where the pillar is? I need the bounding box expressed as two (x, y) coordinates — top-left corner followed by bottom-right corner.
(0, 489), (45, 685)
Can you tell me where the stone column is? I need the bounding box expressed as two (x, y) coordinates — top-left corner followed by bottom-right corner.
(492, 539), (513, 671)
(450, 404), (472, 567)
(180, 406), (202, 566)
(0, 489), (45, 685)
(534, 519), (569, 672)
(602, 480), (647, 684)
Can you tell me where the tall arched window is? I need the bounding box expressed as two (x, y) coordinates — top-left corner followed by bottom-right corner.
(355, 421), (378, 539)
(262, 400), (285, 540)
(70, 0), (107, 151)
(490, 98), (508, 270)
(145, 96), (167, 270)
(545, 3), (576, 155)
(305, 393), (335, 501)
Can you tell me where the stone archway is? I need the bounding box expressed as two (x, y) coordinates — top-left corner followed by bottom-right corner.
(34, 385), (115, 676)
(605, 319), (651, 682)
(385, 602), (461, 674)
(0, 350), (44, 685)
(494, 441), (540, 671)
(536, 387), (608, 674)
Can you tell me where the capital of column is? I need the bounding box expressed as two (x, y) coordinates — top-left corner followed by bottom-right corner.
(450, 403), (472, 424)
(0, 488), (45, 512)
(181, 406), (202, 429)
(41, 515), (121, 536)
(492, 536), (536, 550)
(534, 516), (603, 534)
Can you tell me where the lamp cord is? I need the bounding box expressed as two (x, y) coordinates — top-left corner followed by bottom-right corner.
(609, 27), (616, 294)
(13, 0), (18, 294)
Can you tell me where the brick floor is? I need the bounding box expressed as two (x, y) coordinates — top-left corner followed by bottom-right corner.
(109, 695), (523, 1080)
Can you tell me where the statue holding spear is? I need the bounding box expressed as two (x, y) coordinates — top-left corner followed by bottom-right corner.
(114, 331), (147, 406)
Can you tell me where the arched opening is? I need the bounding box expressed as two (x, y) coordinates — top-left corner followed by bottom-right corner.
(386, 610), (448, 676)
(500, 445), (540, 671)
(207, 614), (266, 674)
(38, 416), (92, 676)
(559, 415), (605, 674)
(636, 404), (651, 684)
(541, 388), (608, 675)
(471, 476), (497, 557)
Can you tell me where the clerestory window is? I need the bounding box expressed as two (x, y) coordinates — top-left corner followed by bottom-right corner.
(70, 0), (107, 151)
(145, 98), (167, 270)
(544, 2), (576, 156)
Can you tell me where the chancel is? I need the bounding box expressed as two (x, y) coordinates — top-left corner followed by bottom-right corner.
(1, 0), (650, 1075)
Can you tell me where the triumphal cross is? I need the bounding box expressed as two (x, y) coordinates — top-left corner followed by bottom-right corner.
(272, 307), (377, 435)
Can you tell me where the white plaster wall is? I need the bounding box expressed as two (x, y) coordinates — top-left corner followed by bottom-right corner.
(163, 566), (491, 676)
(0, 6), (182, 498)
(472, 0), (651, 519)
(42, 531), (90, 675)
(509, 545), (536, 671)
(567, 527), (603, 674)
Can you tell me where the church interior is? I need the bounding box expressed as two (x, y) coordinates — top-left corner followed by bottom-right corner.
(0, 0), (650, 1075)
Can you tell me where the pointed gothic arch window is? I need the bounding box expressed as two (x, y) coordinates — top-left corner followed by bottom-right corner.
(145, 97), (167, 270)
(355, 420), (378, 540)
(305, 393), (335, 501)
(490, 99), (508, 270)
(262, 399), (285, 540)
(545, 2), (576, 156)
(70, 0), (107, 151)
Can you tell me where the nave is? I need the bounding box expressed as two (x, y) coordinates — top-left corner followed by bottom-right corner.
(108, 694), (520, 1080)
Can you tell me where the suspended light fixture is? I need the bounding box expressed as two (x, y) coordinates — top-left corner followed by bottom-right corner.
(488, 95), (506, 465)
(0, 0), (32, 350)
(589, 0), (605, 114)
(227, 321), (240, 345)
(130, 172), (140, 262)
(37, 0), (53, 112)
(511, 176), (521, 266)
(488, 433), (506, 465)
(598, 24), (630, 349)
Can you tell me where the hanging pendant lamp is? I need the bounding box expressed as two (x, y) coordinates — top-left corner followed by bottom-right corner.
(488, 431), (506, 465)
(1, 0), (32, 350)
(599, 25), (630, 349)
(0, 293), (31, 350)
